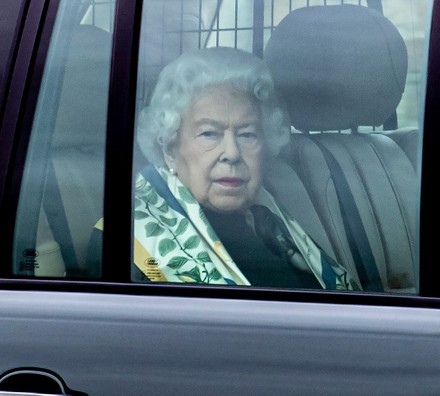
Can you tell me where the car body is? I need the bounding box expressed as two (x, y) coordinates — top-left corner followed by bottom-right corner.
(0, 0), (439, 394)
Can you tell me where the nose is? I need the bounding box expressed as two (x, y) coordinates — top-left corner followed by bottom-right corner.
(219, 132), (241, 163)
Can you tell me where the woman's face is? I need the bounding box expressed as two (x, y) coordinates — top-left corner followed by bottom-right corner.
(164, 85), (264, 213)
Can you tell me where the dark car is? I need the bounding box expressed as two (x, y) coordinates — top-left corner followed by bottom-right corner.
(0, 0), (439, 394)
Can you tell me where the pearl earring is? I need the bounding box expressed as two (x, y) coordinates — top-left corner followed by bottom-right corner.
(169, 168), (176, 175)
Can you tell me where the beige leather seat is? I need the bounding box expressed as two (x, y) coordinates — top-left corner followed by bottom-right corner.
(265, 5), (418, 292)
(36, 25), (111, 277)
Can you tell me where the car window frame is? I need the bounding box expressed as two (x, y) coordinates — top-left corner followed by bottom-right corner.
(0, 0), (439, 307)
(419, 0), (440, 298)
(0, 0), (60, 277)
(102, 0), (142, 282)
(0, 0), (28, 122)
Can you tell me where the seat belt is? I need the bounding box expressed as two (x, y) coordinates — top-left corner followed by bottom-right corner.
(314, 139), (384, 292)
(42, 161), (79, 275)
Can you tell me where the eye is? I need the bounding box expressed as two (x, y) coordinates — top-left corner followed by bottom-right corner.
(198, 130), (221, 139)
(237, 130), (261, 144)
(237, 129), (262, 150)
(195, 129), (223, 150)
(238, 131), (258, 139)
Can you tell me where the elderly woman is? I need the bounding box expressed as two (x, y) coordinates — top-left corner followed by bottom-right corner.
(126, 47), (358, 290)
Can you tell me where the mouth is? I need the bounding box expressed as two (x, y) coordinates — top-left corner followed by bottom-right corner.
(215, 177), (245, 188)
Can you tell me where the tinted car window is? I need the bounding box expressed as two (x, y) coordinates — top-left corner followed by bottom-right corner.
(10, 0), (432, 293)
(12, 0), (115, 277)
(131, 0), (431, 293)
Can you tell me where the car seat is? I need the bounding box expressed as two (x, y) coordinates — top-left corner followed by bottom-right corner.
(265, 4), (418, 292)
(36, 24), (111, 277)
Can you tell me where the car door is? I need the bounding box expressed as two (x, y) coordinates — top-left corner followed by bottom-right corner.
(0, 1), (439, 395)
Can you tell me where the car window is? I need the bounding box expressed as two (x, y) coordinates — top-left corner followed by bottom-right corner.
(9, 0), (433, 295)
(131, 0), (432, 293)
(12, 0), (115, 278)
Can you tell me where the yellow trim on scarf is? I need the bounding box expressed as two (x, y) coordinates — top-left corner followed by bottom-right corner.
(94, 218), (104, 231)
(134, 238), (167, 282)
(94, 217), (166, 282)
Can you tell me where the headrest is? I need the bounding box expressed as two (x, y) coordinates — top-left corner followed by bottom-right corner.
(265, 5), (408, 131)
(52, 25), (111, 149)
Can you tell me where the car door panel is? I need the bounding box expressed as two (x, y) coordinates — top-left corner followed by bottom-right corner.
(1, 290), (440, 395)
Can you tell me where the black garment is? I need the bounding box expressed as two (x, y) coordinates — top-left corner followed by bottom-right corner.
(204, 208), (321, 289)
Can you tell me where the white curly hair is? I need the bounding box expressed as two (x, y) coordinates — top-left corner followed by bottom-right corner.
(137, 46), (290, 166)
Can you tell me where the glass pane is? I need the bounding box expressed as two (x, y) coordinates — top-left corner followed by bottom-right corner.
(133, 0), (431, 292)
(13, 0), (115, 278)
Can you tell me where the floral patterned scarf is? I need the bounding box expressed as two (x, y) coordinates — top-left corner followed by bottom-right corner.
(133, 165), (359, 290)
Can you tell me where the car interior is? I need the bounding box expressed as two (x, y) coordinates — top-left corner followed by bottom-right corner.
(18, 0), (422, 294)
(31, 23), (110, 277)
(264, 4), (418, 293)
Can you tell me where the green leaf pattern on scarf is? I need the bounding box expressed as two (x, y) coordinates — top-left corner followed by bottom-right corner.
(133, 167), (358, 290)
(134, 170), (226, 284)
(145, 222), (164, 237)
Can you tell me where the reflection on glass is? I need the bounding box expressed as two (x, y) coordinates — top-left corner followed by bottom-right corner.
(132, 0), (431, 293)
(13, 0), (115, 278)
(133, 47), (358, 290)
